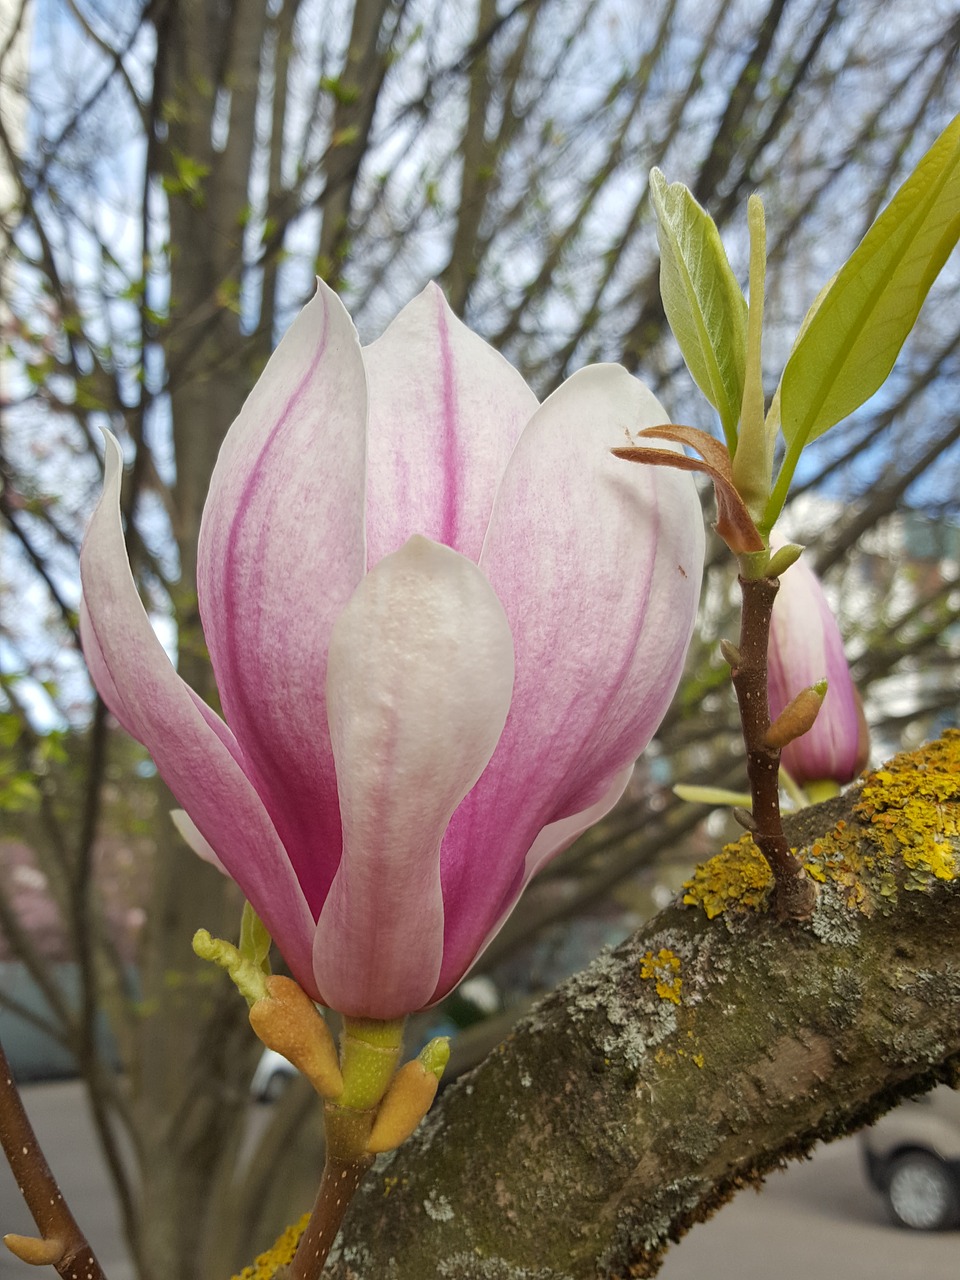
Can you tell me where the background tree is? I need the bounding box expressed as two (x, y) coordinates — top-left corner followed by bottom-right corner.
(0, 1), (958, 1277)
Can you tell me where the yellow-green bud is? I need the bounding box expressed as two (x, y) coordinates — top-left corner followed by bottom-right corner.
(192, 929), (269, 1006)
(417, 1036), (451, 1081)
(766, 542), (805, 579)
(764, 680), (827, 750)
(366, 1059), (440, 1154)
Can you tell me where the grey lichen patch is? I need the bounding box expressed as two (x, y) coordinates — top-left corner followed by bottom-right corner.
(888, 1026), (947, 1066)
(437, 1254), (573, 1280)
(658, 1112), (718, 1165)
(908, 964), (960, 1006)
(324, 1236), (384, 1277)
(823, 968), (865, 1031)
(424, 1190), (455, 1222)
(810, 877), (861, 945)
(599, 1172), (707, 1271)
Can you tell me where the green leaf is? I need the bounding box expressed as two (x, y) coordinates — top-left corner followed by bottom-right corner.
(239, 900), (272, 974)
(731, 195), (770, 517)
(779, 112), (960, 452)
(649, 169), (748, 451)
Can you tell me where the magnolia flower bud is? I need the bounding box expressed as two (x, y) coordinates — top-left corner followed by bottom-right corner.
(768, 547), (868, 787)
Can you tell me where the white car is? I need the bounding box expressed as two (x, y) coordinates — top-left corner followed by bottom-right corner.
(860, 1085), (960, 1230)
(250, 1048), (296, 1102)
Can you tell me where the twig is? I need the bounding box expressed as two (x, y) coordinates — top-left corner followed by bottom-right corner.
(730, 573), (816, 920)
(0, 1039), (108, 1280)
(285, 1151), (373, 1280)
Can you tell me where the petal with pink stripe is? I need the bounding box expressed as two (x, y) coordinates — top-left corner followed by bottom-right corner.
(362, 284), (538, 569)
(80, 434), (317, 994)
(197, 283), (368, 914)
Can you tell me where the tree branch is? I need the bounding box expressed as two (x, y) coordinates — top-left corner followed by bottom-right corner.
(321, 732), (960, 1279)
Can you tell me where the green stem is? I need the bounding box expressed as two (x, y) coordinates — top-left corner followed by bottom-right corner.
(805, 778), (842, 803)
(761, 436), (803, 535)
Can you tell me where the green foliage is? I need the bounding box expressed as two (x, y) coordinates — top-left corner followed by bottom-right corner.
(765, 112), (960, 526)
(320, 76), (361, 106)
(731, 196), (769, 517)
(781, 113), (960, 449)
(0, 708), (67, 813)
(653, 114), (960, 539)
(162, 150), (211, 205)
(239, 901), (272, 974)
(649, 168), (748, 451)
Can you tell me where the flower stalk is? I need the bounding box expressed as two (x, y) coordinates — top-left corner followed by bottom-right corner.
(283, 1018), (405, 1280)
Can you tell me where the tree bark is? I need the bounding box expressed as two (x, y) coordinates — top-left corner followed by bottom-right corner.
(320, 733), (960, 1279)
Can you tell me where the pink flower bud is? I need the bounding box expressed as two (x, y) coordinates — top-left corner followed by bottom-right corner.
(768, 546), (867, 787)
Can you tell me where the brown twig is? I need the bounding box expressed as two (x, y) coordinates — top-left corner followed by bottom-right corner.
(0, 1039), (108, 1280)
(729, 574), (816, 920)
(285, 1152), (373, 1280)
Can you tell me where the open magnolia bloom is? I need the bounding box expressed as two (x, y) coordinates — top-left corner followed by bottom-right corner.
(80, 281), (704, 1020)
(768, 545), (868, 788)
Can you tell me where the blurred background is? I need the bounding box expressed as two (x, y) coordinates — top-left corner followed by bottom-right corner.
(1, 2), (959, 1277)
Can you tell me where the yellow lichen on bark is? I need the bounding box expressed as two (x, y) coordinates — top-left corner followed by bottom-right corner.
(682, 732), (960, 919)
(639, 948), (684, 1002)
(681, 836), (771, 919)
(230, 1214), (309, 1280)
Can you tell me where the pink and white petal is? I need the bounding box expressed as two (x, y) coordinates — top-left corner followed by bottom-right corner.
(81, 434), (318, 994)
(437, 365), (704, 982)
(313, 536), (514, 1019)
(519, 763), (635, 885)
(197, 282), (368, 914)
(431, 764), (634, 1001)
(768, 549), (860, 784)
(362, 283), (538, 569)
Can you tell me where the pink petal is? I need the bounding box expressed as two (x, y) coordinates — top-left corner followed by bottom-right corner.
(313, 536), (514, 1018)
(518, 763), (636, 885)
(768, 547), (861, 784)
(362, 283), (538, 569)
(197, 282), (367, 914)
(435, 365), (704, 992)
(438, 764), (635, 999)
(80, 434), (318, 993)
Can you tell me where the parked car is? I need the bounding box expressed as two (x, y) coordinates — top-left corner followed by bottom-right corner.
(860, 1085), (960, 1230)
(250, 1048), (297, 1102)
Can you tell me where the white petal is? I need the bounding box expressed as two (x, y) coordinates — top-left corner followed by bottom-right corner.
(312, 536), (514, 1018)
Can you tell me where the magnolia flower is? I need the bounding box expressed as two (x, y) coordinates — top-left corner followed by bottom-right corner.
(768, 546), (868, 788)
(80, 281), (704, 1020)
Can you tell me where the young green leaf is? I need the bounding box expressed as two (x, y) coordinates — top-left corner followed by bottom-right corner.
(778, 113), (960, 453)
(649, 169), (748, 451)
(731, 195), (770, 518)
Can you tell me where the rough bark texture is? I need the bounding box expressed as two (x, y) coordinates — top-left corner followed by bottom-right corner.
(320, 734), (960, 1279)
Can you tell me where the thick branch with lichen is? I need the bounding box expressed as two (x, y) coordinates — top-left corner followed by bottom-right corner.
(291, 733), (960, 1280)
